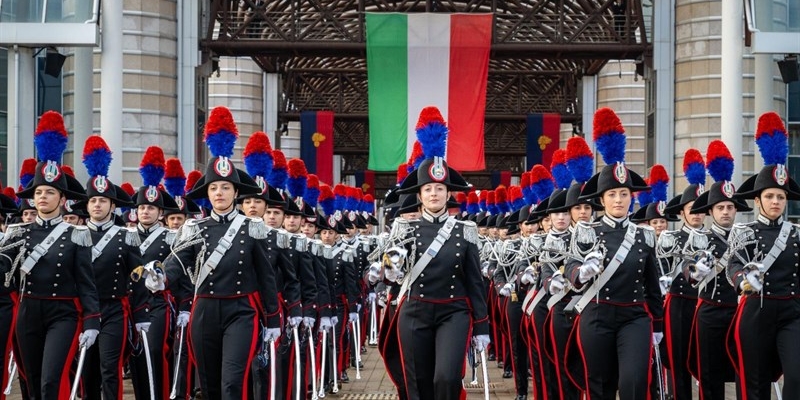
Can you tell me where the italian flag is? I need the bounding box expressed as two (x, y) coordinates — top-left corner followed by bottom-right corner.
(366, 13), (492, 172)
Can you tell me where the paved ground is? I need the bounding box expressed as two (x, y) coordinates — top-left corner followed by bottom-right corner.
(2, 344), (778, 399)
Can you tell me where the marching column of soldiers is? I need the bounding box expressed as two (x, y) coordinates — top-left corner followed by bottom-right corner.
(0, 105), (798, 400)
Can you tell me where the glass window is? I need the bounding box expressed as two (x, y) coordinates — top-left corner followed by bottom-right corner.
(788, 122), (800, 217)
(36, 56), (62, 115)
(790, 81), (800, 123)
(0, 49), (7, 181)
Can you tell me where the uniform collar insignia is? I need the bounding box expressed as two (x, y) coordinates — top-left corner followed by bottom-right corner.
(601, 215), (628, 229)
(711, 222), (731, 238)
(87, 218), (115, 232)
(757, 213), (783, 227)
(211, 209), (238, 223)
(36, 215), (63, 228)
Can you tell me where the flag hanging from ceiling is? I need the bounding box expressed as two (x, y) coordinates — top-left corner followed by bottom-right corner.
(526, 113), (561, 170)
(366, 12), (492, 172)
(300, 110), (334, 184)
(354, 170), (375, 196)
(490, 170), (512, 189)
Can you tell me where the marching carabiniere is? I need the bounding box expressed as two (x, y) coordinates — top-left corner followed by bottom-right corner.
(79, 136), (147, 400)
(660, 148), (708, 400)
(145, 106), (283, 399)
(727, 112), (800, 400)
(381, 107), (488, 400)
(563, 108), (663, 400)
(685, 140), (750, 400)
(0, 111), (101, 400)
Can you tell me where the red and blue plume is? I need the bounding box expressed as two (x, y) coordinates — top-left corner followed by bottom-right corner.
(139, 146), (166, 187)
(334, 184), (347, 211)
(510, 186), (526, 210)
(521, 172), (535, 205)
(287, 158), (308, 199)
(243, 131), (273, 179)
(566, 136), (594, 183)
(319, 185), (335, 216)
(268, 150), (288, 190)
(637, 187), (653, 207)
(551, 149), (573, 190)
(683, 149), (706, 186)
(362, 194), (375, 214)
(755, 111), (788, 165)
(649, 164), (669, 203)
(487, 191), (498, 214)
(34, 111), (69, 164)
(456, 192), (467, 213)
(530, 165), (555, 203)
(186, 170), (202, 193)
(3, 187), (17, 206)
(705, 140), (734, 183)
(467, 191), (480, 214)
(306, 174), (320, 208)
(164, 158), (187, 198)
(415, 106), (447, 160)
(345, 187), (361, 211)
(396, 163), (409, 184)
(592, 107), (626, 165)
(495, 186), (510, 213)
(204, 106), (238, 158)
(20, 158), (37, 188)
(409, 141), (425, 170)
(120, 182), (136, 197)
(479, 190), (488, 212)
(82, 135), (112, 178)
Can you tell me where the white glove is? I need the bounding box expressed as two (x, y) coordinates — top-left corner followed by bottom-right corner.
(549, 273), (566, 295)
(176, 311), (190, 328)
(520, 266), (536, 285)
(367, 292), (377, 304)
(499, 283), (513, 297)
(652, 332), (664, 345)
(288, 316), (303, 328)
(331, 316), (339, 327)
(689, 259), (713, 281)
(472, 334), (491, 353)
(319, 317), (332, 332)
(143, 261), (166, 292)
(263, 327), (281, 342)
(741, 269), (763, 293)
(367, 263), (381, 284)
(135, 322), (151, 333)
(348, 312), (359, 323)
(356, 303), (362, 313)
(384, 267), (401, 283)
(79, 329), (100, 348)
(303, 317), (316, 328)
(659, 275), (673, 293)
(578, 257), (602, 284)
(481, 261), (490, 278)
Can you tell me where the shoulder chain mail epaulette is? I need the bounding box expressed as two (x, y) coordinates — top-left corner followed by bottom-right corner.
(71, 225), (92, 247)
(125, 228), (142, 247)
(573, 221), (598, 245)
(459, 220), (479, 246)
(248, 218), (269, 240)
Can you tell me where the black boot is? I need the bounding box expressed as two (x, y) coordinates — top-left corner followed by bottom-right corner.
(340, 371), (350, 383)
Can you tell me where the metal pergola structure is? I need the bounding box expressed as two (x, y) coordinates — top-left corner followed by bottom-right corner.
(200, 0), (651, 193)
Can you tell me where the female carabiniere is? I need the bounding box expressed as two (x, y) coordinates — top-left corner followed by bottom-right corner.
(727, 112), (800, 400)
(562, 108), (663, 400)
(381, 107), (488, 400)
(144, 107), (282, 399)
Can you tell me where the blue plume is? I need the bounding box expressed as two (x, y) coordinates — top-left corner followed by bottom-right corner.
(416, 122), (447, 159)
(595, 132), (626, 165)
(488, 202), (499, 215)
(567, 155), (593, 184)
(467, 202), (480, 214)
(306, 187), (320, 208)
(164, 177), (185, 198)
(345, 194), (359, 212)
(287, 176), (306, 199)
(650, 181), (668, 203)
(244, 152), (273, 179)
(531, 180), (554, 204)
(321, 197), (334, 217)
(206, 132), (237, 159)
(685, 162), (706, 186)
(637, 190), (653, 207)
(552, 164), (573, 190)
(268, 168), (287, 191)
(522, 186), (535, 205)
(756, 131), (789, 166)
(35, 131), (68, 164)
(512, 197), (526, 210)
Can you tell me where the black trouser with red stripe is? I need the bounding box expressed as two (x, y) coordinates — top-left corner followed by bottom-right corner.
(505, 299), (528, 396)
(397, 298), (471, 400)
(695, 301), (736, 400)
(0, 293), (20, 400)
(15, 297), (82, 400)
(551, 298), (581, 400)
(82, 298), (130, 400)
(130, 294), (173, 400)
(190, 296), (260, 399)
(734, 296), (800, 400)
(664, 294), (694, 400)
(577, 302), (652, 400)
(532, 297), (557, 400)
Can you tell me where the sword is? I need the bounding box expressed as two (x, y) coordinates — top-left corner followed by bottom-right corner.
(69, 346), (88, 400)
(169, 325), (185, 399)
(351, 320), (361, 380)
(4, 352), (16, 395)
(141, 331), (157, 400)
(308, 327), (318, 400)
(468, 348), (477, 385)
(653, 345), (666, 400)
(775, 382), (783, 400)
(269, 338), (277, 400)
(480, 349), (490, 400)
(331, 323), (339, 394)
(368, 300), (378, 345)
(318, 330), (327, 399)
(292, 326), (301, 400)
